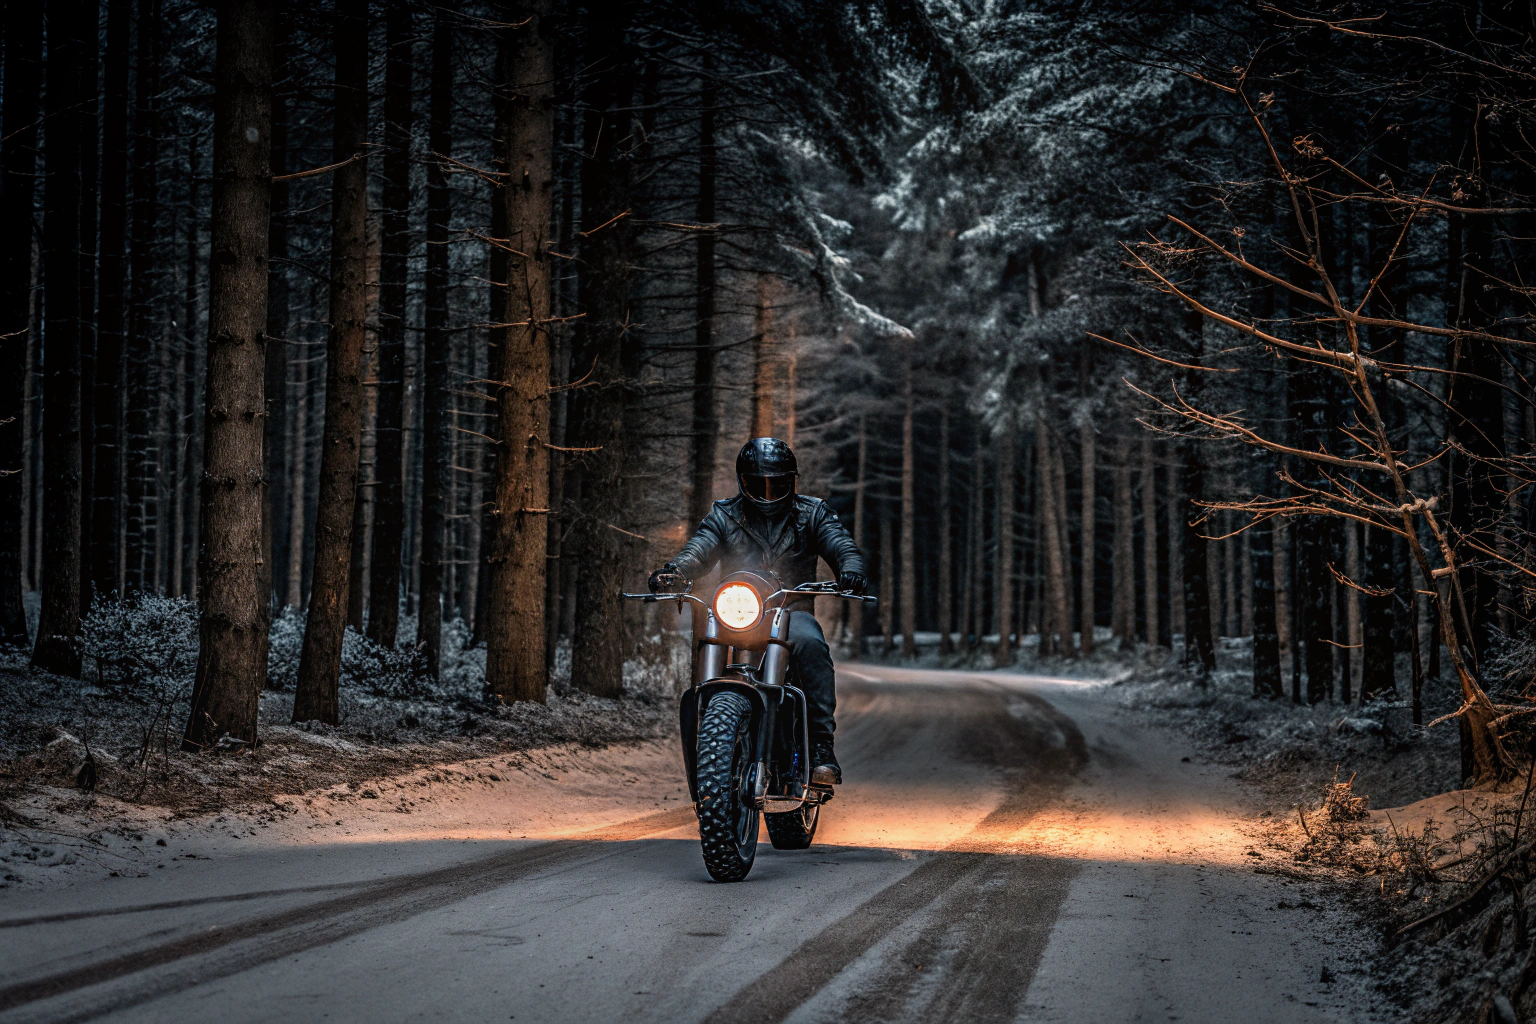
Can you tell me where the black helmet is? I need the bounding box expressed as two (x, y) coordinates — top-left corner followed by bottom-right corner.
(736, 437), (798, 517)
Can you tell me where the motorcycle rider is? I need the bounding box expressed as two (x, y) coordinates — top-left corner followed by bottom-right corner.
(649, 437), (865, 786)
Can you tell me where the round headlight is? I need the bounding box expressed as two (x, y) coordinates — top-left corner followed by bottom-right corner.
(714, 582), (762, 631)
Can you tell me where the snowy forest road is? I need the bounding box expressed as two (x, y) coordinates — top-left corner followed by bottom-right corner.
(0, 667), (1377, 1024)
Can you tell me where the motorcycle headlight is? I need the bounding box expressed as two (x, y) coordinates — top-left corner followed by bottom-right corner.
(714, 582), (762, 631)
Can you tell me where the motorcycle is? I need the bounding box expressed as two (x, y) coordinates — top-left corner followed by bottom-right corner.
(623, 572), (876, 882)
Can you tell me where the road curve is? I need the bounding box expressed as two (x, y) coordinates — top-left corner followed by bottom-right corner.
(0, 666), (1374, 1024)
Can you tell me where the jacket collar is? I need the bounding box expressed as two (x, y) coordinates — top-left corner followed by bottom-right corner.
(720, 495), (794, 561)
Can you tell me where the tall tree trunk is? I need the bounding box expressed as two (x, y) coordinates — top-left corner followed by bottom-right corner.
(1251, 514), (1281, 697)
(1036, 420), (1069, 656)
(263, 22), (291, 617)
(1111, 435), (1134, 644)
(1078, 419), (1095, 654)
(1362, 521), (1396, 700)
(964, 438), (983, 649)
(0, 0), (44, 644)
(345, 321), (375, 631)
(566, 9), (635, 698)
(899, 356), (917, 658)
(1050, 422), (1073, 653)
(172, 148), (200, 599)
(91, 0), (130, 603)
(1166, 452), (1184, 639)
(284, 342), (309, 608)
(1140, 436), (1160, 647)
(1181, 449), (1215, 679)
(76, 23), (100, 618)
(484, 0), (554, 702)
(993, 426), (1015, 666)
(366, 3), (415, 648)
(124, 0), (163, 591)
(1447, 193), (1505, 666)
(32, 0), (88, 675)
(1343, 522), (1360, 702)
(878, 501), (894, 653)
(416, 9), (452, 678)
(937, 408), (953, 654)
(688, 49), (718, 529)
(1239, 526), (1253, 637)
(183, 0), (273, 750)
(293, 0), (368, 724)
(751, 275), (776, 438)
(848, 414), (867, 654)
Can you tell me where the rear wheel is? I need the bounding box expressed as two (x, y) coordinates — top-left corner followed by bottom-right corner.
(695, 692), (758, 881)
(765, 802), (819, 850)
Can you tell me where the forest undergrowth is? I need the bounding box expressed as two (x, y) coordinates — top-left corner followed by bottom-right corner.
(1117, 639), (1536, 1024)
(0, 596), (680, 818)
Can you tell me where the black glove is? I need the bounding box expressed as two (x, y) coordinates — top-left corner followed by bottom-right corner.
(838, 571), (866, 596)
(649, 563), (686, 594)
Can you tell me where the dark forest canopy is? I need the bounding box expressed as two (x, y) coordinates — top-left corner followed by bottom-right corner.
(4, 0), (1536, 782)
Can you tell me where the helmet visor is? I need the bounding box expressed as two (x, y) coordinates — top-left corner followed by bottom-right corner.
(742, 474), (795, 502)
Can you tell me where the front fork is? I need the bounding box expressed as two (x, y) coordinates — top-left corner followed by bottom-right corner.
(682, 609), (805, 809)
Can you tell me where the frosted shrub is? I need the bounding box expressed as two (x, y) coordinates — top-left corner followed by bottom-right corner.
(78, 594), (198, 700)
(437, 617), (485, 698)
(266, 606), (306, 690)
(340, 627), (432, 701)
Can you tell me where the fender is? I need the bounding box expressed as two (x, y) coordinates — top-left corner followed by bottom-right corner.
(679, 679), (773, 805)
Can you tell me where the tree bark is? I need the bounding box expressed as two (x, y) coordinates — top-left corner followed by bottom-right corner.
(1445, 105), (1505, 668)
(937, 408), (953, 654)
(1251, 514), (1281, 697)
(366, 3), (415, 648)
(566, 8), (635, 698)
(1036, 420), (1070, 656)
(1180, 449), (1215, 678)
(848, 414), (867, 654)
(293, 0), (368, 724)
(993, 426), (1015, 666)
(263, 25), (291, 613)
(172, 144), (200, 599)
(0, 0), (44, 644)
(1111, 435), (1133, 644)
(1362, 520), (1396, 700)
(32, 0), (88, 675)
(879, 501), (894, 653)
(964, 438), (983, 649)
(899, 356), (917, 659)
(1140, 436), (1160, 647)
(1078, 418), (1095, 654)
(284, 340), (308, 609)
(1166, 452), (1184, 639)
(124, 0), (164, 591)
(183, 0), (273, 750)
(1050, 422), (1074, 653)
(416, 9), (453, 678)
(345, 311), (374, 632)
(687, 49), (718, 528)
(76, 23), (100, 618)
(484, 0), (554, 703)
(750, 275), (776, 438)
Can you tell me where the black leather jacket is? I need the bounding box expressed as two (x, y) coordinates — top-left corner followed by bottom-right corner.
(671, 494), (865, 609)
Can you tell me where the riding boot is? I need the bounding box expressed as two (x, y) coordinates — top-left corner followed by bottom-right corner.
(787, 611), (841, 783)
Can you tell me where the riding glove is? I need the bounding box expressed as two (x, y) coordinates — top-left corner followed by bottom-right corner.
(648, 563), (686, 594)
(837, 571), (866, 596)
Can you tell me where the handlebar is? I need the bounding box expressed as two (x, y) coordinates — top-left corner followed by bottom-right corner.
(622, 581), (876, 606)
(621, 591), (708, 606)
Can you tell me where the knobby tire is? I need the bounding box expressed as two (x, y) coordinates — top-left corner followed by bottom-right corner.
(695, 691), (758, 882)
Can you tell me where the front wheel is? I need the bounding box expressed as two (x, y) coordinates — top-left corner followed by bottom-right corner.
(765, 802), (819, 850)
(695, 692), (758, 881)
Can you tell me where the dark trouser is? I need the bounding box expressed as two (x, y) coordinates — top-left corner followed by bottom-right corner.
(787, 611), (836, 750)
